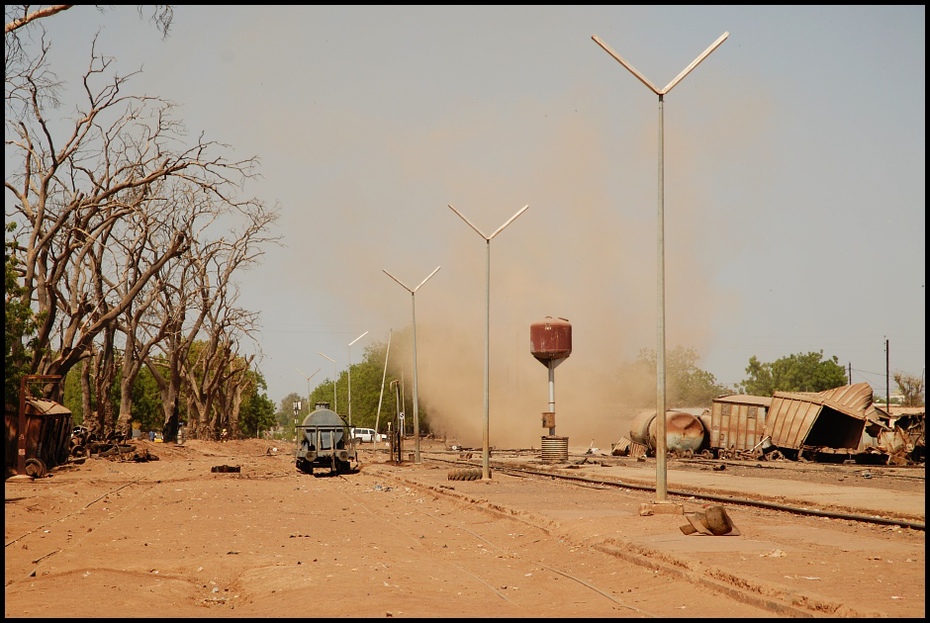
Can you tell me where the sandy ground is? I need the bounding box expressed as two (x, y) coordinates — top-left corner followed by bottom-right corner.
(5, 437), (924, 618)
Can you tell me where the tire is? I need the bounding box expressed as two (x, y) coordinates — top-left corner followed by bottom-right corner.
(448, 468), (483, 481)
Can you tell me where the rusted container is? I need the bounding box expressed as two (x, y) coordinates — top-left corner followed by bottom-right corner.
(629, 410), (656, 446)
(5, 398), (73, 477)
(529, 316), (571, 364)
(629, 410), (706, 453)
(650, 411), (706, 453)
(765, 383), (871, 454)
(710, 395), (772, 454)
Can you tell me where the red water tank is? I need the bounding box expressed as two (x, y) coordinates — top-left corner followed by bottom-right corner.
(530, 316), (572, 364)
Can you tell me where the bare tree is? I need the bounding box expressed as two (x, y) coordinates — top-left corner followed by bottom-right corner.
(145, 203), (278, 442)
(185, 304), (259, 439)
(5, 5), (173, 36)
(6, 34), (268, 402)
(105, 178), (233, 437)
(5, 5), (75, 35)
(894, 372), (925, 408)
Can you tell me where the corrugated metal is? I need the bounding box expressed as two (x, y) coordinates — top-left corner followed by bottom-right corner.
(710, 395), (772, 452)
(765, 395), (821, 449)
(765, 383), (872, 451)
(818, 382), (873, 419)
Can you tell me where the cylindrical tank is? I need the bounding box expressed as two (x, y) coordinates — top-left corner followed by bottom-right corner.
(530, 316), (571, 364)
(648, 411), (706, 453)
(301, 407), (348, 448)
(629, 410), (706, 453)
(629, 410), (656, 446)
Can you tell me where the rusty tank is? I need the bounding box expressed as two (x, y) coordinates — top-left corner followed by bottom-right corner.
(629, 409), (706, 455)
(529, 316), (572, 364)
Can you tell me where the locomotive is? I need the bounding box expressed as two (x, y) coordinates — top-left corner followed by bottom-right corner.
(295, 402), (358, 475)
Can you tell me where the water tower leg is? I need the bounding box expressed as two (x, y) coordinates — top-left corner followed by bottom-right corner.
(547, 360), (556, 436)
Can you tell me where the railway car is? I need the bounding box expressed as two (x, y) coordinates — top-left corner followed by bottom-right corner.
(295, 402), (358, 475)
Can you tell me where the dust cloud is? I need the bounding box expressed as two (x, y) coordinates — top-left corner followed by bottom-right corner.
(300, 82), (734, 451)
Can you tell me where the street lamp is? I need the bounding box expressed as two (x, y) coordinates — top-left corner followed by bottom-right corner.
(383, 265), (441, 463)
(592, 31), (728, 502)
(448, 203), (529, 480)
(319, 352), (338, 413)
(296, 367), (321, 405)
(347, 331), (368, 428)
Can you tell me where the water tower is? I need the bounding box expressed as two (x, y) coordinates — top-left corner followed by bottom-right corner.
(530, 316), (572, 462)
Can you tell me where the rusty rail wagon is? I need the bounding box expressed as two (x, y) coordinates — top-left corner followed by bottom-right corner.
(5, 381), (73, 479)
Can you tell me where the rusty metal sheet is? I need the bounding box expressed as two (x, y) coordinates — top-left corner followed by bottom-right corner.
(777, 382), (872, 422)
(765, 394), (821, 450)
(765, 384), (873, 451)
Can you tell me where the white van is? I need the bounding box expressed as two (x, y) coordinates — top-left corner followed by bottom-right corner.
(351, 427), (385, 443)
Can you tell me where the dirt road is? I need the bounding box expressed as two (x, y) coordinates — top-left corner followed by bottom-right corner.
(5, 438), (924, 618)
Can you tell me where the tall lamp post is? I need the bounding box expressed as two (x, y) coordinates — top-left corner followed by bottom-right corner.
(592, 31), (728, 502)
(347, 331), (368, 428)
(318, 352), (338, 413)
(448, 204), (529, 480)
(383, 265), (441, 463)
(296, 367), (321, 405)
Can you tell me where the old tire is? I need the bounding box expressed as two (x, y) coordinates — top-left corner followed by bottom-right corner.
(448, 468), (483, 481)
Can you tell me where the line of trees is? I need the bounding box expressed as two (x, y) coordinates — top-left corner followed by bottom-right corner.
(5, 6), (280, 441)
(275, 332), (424, 441)
(274, 340), (924, 442)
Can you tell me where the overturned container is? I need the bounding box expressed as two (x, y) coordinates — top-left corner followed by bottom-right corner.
(629, 410), (706, 456)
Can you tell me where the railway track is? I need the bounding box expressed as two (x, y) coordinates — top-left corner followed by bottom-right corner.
(412, 449), (925, 531)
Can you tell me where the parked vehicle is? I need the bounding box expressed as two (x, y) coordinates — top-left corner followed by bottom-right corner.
(351, 427), (385, 443)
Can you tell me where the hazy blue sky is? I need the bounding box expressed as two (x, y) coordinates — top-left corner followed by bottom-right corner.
(12, 6), (925, 447)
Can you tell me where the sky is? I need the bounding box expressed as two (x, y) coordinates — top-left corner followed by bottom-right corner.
(10, 6), (925, 449)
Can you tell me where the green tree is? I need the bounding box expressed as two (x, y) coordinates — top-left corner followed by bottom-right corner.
(630, 346), (731, 407)
(279, 392), (308, 440)
(237, 372), (277, 438)
(4, 224), (40, 409)
(738, 351), (847, 396)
